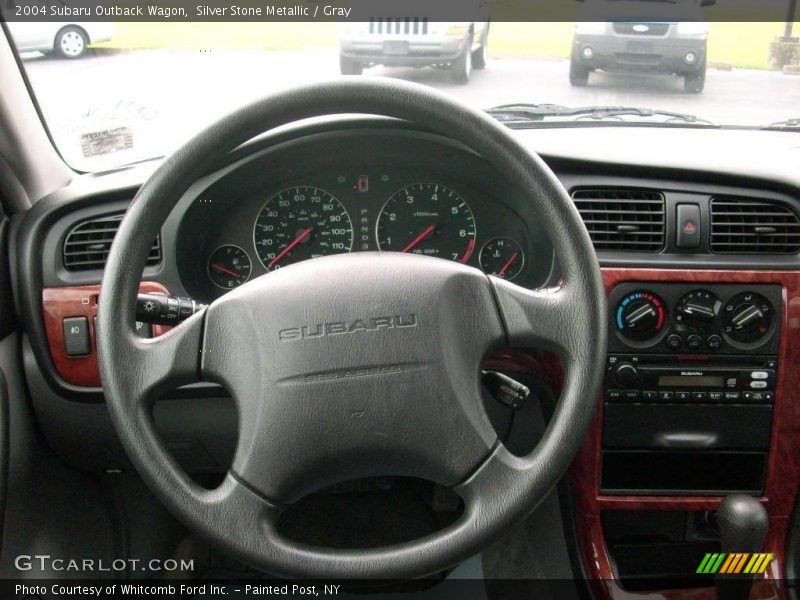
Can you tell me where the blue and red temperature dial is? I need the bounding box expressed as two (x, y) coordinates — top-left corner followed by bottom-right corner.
(615, 290), (667, 342)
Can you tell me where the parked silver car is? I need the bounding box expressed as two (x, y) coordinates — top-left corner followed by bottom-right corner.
(8, 22), (113, 59)
(339, 20), (489, 84)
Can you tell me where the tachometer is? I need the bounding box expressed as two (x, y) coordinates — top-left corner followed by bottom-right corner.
(376, 183), (476, 263)
(254, 186), (353, 270)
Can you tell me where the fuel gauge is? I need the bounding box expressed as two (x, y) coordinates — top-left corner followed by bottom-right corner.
(207, 245), (252, 290)
(479, 237), (525, 280)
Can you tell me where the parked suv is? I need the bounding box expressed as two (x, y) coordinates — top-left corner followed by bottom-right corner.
(570, 8), (713, 93)
(339, 20), (489, 84)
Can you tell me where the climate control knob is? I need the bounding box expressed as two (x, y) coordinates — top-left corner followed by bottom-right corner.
(676, 289), (720, 331)
(722, 292), (773, 344)
(615, 291), (667, 342)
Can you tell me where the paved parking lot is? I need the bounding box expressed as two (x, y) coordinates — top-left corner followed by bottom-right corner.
(21, 48), (800, 168)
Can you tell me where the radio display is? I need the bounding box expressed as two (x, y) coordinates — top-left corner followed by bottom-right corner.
(658, 375), (725, 388)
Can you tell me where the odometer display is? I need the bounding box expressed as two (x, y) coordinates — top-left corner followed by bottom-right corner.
(254, 186), (353, 270)
(376, 183), (476, 263)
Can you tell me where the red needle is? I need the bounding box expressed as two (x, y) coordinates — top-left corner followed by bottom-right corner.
(268, 227), (312, 268)
(402, 225), (436, 253)
(497, 252), (519, 278)
(211, 263), (241, 278)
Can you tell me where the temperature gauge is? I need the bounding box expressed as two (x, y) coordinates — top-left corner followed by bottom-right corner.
(207, 245), (252, 290)
(479, 237), (525, 280)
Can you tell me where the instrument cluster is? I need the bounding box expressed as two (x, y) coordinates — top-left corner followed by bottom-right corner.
(173, 131), (557, 302)
(179, 173), (552, 303)
(202, 177), (529, 293)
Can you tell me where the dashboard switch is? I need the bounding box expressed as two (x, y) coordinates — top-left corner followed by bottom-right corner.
(481, 370), (530, 410)
(136, 293), (206, 326)
(676, 204), (701, 249)
(63, 317), (90, 356)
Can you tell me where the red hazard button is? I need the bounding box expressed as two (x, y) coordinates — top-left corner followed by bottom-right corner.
(676, 204), (701, 249)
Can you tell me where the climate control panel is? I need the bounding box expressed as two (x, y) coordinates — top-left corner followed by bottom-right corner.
(608, 283), (781, 355)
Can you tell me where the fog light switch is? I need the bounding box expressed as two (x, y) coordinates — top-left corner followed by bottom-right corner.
(63, 317), (90, 357)
(676, 203), (701, 249)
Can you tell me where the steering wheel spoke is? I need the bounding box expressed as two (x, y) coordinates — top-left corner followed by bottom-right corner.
(490, 277), (583, 357)
(99, 310), (205, 405)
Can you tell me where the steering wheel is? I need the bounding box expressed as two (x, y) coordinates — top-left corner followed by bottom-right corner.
(97, 79), (606, 579)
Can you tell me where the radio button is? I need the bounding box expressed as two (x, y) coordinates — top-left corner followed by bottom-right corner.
(623, 390), (641, 401)
(642, 390), (658, 401)
(750, 381), (768, 389)
(666, 334), (683, 350)
(751, 371), (769, 380)
(708, 391), (724, 401)
(742, 391), (755, 402)
(675, 391), (691, 402)
(686, 334), (703, 350)
(659, 391), (674, 402)
(606, 389), (623, 401)
(725, 377), (738, 389)
(765, 391), (775, 402)
(691, 391), (707, 402)
(724, 391), (740, 401)
(707, 335), (723, 350)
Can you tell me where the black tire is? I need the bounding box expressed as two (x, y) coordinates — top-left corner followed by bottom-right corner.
(569, 58), (590, 86)
(450, 36), (473, 84)
(54, 26), (89, 59)
(472, 29), (488, 70)
(684, 63), (706, 93)
(339, 55), (362, 76)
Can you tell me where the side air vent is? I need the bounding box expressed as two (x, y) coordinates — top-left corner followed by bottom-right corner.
(63, 212), (161, 271)
(710, 197), (800, 254)
(572, 189), (666, 252)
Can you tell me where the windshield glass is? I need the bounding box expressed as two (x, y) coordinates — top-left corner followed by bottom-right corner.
(6, 17), (800, 172)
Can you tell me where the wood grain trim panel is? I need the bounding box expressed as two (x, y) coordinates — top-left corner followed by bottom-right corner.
(42, 283), (172, 387)
(570, 267), (800, 599)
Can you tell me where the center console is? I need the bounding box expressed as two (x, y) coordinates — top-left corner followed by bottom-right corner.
(603, 282), (780, 497)
(568, 269), (800, 599)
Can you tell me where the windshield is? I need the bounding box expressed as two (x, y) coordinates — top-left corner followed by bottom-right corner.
(6, 18), (800, 172)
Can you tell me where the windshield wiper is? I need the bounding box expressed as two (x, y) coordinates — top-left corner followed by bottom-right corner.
(763, 118), (800, 131)
(486, 103), (715, 126)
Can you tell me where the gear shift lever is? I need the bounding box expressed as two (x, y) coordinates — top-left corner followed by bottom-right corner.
(714, 495), (769, 600)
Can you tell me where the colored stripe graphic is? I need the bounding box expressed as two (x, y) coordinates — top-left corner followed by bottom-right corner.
(698, 553), (774, 574)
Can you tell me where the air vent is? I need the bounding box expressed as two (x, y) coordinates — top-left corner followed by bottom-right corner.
(573, 189), (666, 252)
(63, 213), (161, 271)
(710, 197), (800, 254)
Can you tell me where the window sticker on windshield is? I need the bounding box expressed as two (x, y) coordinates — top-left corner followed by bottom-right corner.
(80, 127), (134, 158)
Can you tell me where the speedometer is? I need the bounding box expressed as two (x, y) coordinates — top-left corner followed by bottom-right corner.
(376, 183), (476, 263)
(254, 186), (353, 271)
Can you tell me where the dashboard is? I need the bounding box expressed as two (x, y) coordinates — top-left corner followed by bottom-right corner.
(10, 118), (800, 597)
(173, 131), (555, 303)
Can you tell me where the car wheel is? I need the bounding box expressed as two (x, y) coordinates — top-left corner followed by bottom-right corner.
(339, 55), (362, 76)
(472, 30), (488, 70)
(451, 37), (473, 84)
(569, 57), (590, 86)
(684, 62), (706, 94)
(55, 26), (89, 59)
